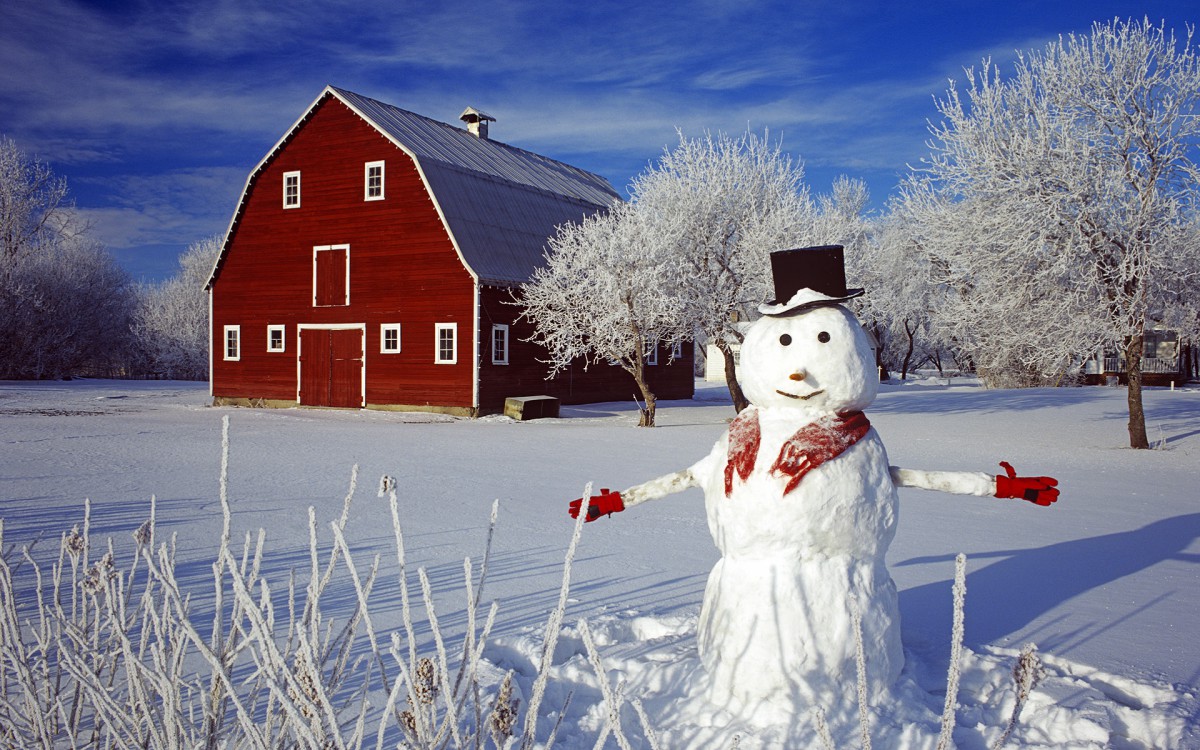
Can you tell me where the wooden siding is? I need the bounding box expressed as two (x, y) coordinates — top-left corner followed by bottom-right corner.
(211, 96), (476, 409)
(475, 286), (695, 413)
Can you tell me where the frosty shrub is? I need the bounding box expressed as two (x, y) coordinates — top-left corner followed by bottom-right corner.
(0, 416), (602, 749)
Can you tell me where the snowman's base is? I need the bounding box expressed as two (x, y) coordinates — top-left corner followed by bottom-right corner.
(646, 658), (944, 750)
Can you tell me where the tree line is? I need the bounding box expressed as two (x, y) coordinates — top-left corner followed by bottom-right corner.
(522, 18), (1200, 447)
(0, 135), (216, 381)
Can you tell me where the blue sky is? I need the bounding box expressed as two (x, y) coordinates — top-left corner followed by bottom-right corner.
(2, 1), (1195, 281)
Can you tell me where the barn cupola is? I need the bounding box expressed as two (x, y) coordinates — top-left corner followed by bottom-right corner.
(459, 107), (496, 139)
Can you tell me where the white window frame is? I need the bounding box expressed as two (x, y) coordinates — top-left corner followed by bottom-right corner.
(380, 323), (402, 353)
(435, 323), (457, 364)
(312, 244), (350, 307)
(223, 325), (241, 361)
(364, 161), (385, 201)
(491, 324), (509, 365)
(283, 171), (300, 209)
(645, 343), (658, 366)
(671, 341), (683, 359)
(267, 324), (286, 352)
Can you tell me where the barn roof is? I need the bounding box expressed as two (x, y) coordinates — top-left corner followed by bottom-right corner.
(207, 86), (620, 289)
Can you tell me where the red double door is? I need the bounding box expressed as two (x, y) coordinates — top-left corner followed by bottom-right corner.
(299, 328), (363, 408)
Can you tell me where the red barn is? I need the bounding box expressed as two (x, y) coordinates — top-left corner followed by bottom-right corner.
(206, 86), (693, 415)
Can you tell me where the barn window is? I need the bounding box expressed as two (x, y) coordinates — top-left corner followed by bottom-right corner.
(283, 171), (300, 209)
(491, 324), (509, 365)
(381, 323), (401, 353)
(313, 245), (350, 307)
(224, 325), (241, 361)
(364, 161), (385, 201)
(645, 343), (658, 366)
(267, 325), (286, 352)
(435, 323), (457, 364)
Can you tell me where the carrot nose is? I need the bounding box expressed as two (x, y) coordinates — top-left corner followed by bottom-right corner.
(789, 370), (807, 382)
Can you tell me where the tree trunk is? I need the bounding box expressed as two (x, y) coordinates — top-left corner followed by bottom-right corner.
(901, 319), (916, 381)
(716, 339), (750, 413)
(628, 359), (658, 427)
(870, 322), (890, 381)
(634, 379), (657, 426)
(1125, 333), (1149, 449)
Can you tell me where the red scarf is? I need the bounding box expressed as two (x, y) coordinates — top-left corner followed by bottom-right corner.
(724, 407), (871, 497)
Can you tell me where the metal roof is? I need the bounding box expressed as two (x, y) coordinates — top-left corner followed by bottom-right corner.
(331, 87), (620, 284)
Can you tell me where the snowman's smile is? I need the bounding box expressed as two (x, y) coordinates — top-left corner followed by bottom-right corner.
(776, 388), (825, 401)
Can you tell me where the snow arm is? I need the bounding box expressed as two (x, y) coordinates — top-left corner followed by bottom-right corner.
(621, 468), (698, 508)
(890, 462), (1060, 506)
(889, 467), (995, 496)
(568, 467), (702, 522)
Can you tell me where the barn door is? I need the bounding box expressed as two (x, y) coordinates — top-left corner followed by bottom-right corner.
(299, 328), (363, 407)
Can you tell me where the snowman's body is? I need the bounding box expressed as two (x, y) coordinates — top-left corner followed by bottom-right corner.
(688, 408), (902, 721)
(623, 303), (938, 725)
(689, 305), (902, 721)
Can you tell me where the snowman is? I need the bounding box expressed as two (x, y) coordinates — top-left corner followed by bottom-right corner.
(570, 246), (1058, 732)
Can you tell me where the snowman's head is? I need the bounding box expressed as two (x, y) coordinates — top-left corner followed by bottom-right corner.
(739, 304), (877, 414)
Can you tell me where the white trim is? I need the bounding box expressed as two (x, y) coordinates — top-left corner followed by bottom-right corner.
(435, 323), (458, 364)
(207, 291), (214, 394)
(380, 323), (402, 353)
(491, 323), (509, 365)
(283, 171), (301, 209)
(472, 286), (480, 408)
(295, 323), (367, 407)
(364, 160), (385, 201)
(645, 343), (658, 366)
(267, 324), (286, 352)
(223, 325), (241, 361)
(312, 244), (350, 306)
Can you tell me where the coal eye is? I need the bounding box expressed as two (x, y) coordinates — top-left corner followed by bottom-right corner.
(779, 334), (792, 346)
(817, 331), (831, 343)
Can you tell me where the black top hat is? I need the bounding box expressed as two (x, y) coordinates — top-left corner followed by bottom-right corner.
(758, 245), (864, 316)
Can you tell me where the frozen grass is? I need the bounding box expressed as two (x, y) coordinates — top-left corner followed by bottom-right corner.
(0, 416), (592, 749)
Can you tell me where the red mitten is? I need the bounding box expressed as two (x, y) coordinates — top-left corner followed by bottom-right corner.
(995, 462), (1059, 506)
(568, 489), (625, 522)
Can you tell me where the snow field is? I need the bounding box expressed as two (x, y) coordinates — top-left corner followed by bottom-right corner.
(1, 378), (1197, 747)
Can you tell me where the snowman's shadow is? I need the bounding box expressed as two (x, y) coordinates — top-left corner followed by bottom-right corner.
(896, 512), (1200, 655)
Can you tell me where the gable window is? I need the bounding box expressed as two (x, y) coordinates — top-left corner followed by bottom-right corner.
(491, 324), (509, 365)
(364, 161), (385, 201)
(283, 171), (300, 209)
(224, 325), (241, 361)
(381, 323), (401, 353)
(435, 323), (457, 364)
(313, 245), (350, 306)
(267, 325), (286, 352)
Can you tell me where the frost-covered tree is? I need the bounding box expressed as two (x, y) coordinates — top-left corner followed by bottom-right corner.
(0, 138), (136, 379)
(521, 202), (686, 426)
(0, 136), (74, 264)
(851, 203), (954, 381)
(133, 235), (221, 380)
(910, 17), (1200, 447)
(629, 130), (818, 413)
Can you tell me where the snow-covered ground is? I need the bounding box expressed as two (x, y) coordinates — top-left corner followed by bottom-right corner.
(1, 377), (1197, 748)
